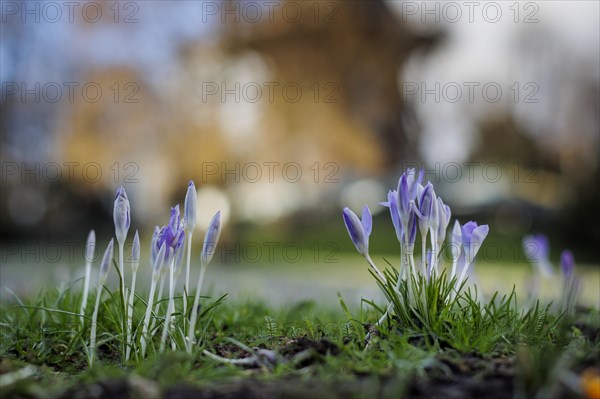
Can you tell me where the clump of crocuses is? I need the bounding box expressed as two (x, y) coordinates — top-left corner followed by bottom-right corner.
(82, 181), (223, 365)
(343, 168), (489, 322)
(522, 234), (580, 314)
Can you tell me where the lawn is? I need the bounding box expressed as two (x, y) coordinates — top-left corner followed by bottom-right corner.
(1, 175), (599, 399)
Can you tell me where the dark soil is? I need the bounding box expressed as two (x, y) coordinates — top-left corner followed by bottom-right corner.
(49, 339), (521, 399)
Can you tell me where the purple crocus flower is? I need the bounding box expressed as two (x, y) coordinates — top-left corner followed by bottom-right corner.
(113, 186), (130, 245)
(342, 205), (372, 257)
(156, 205), (186, 267)
(560, 250), (575, 277)
(452, 220), (489, 286)
(460, 221), (489, 265)
(522, 234), (553, 277)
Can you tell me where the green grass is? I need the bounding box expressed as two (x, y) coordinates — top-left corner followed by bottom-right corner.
(1, 268), (598, 399)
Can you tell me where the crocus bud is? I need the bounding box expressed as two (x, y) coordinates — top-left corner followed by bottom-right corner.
(99, 239), (114, 284)
(150, 226), (159, 267)
(174, 218), (186, 275)
(436, 197), (451, 246)
(560, 250), (575, 277)
(201, 211), (222, 264)
(131, 230), (140, 272)
(451, 220), (462, 261)
(85, 230), (96, 263)
(184, 180), (197, 233)
(113, 186), (130, 245)
(342, 206), (372, 257)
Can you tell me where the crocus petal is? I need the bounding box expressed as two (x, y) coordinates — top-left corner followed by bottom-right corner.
(451, 220), (462, 260)
(461, 221), (478, 245)
(361, 205), (372, 237)
(387, 190), (403, 242)
(429, 191), (439, 236)
(436, 199), (451, 248)
(465, 224), (489, 264)
(407, 168), (422, 200)
(418, 183), (434, 220)
(169, 205), (180, 232)
(405, 202), (418, 246)
(415, 182), (424, 201)
(398, 174), (411, 218)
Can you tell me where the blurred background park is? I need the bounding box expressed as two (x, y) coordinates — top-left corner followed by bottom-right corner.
(1, 0), (599, 306)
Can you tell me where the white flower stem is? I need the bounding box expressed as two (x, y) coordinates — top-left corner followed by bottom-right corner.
(140, 277), (157, 358)
(159, 260), (175, 352)
(457, 260), (471, 290)
(420, 233), (427, 276)
(118, 242), (126, 310)
(365, 254), (386, 282)
(125, 270), (137, 361)
(80, 259), (92, 325)
(187, 261), (207, 353)
(376, 243), (404, 327)
(150, 274), (166, 334)
(183, 233), (193, 322)
(89, 283), (103, 367)
(450, 250), (458, 280)
(429, 231), (438, 277)
(117, 241), (128, 357)
(406, 249), (415, 306)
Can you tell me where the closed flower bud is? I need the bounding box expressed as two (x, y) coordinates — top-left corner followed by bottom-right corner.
(131, 230), (140, 272)
(184, 180), (197, 233)
(342, 206), (372, 257)
(85, 230), (96, 263)
(201, 211), (222, 264)
(113, 186), (131, 245)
